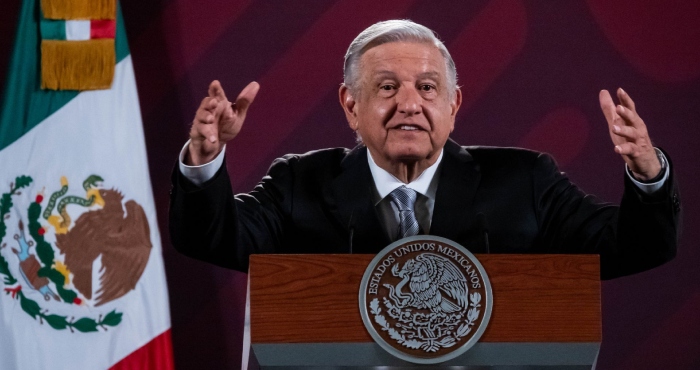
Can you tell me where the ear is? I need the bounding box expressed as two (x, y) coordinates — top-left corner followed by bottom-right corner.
(449, 88), (463, 133)
(339, 84), (358, 130)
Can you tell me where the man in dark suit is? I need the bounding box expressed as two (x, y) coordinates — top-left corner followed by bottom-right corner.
(169, 20), (679, 280)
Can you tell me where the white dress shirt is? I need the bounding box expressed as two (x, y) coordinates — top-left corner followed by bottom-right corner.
(366, 149), (442, 239)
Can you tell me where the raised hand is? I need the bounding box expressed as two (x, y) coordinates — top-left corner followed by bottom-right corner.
(599, 88), (661, 181)
(187, 80), (260, 165)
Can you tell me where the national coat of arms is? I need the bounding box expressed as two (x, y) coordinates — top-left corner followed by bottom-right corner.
(359, 235), (492, 364)
(0, 175), (152, 332)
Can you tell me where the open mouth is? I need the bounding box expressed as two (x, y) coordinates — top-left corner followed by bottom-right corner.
(396, 124), (422, 131)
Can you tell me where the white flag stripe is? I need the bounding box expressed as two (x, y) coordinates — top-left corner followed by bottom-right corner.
(65, 20), (91, 41)
(0, 55), (171, 370)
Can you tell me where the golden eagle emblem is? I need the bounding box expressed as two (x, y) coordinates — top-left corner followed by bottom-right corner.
(55, 187), (152, 306)
(1, 175), (149, 332)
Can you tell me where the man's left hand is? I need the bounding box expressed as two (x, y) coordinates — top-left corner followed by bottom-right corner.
(599, 88), (661, 181)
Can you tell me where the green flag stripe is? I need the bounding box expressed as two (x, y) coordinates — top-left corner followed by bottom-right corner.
(115, 4), (129, 62)
(39, 18), (66, 40)
(0, 0), (130, 152)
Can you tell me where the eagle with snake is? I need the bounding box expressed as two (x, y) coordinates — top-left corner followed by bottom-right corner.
(53, 185), (152, 307)
(384, 253), (469, 314)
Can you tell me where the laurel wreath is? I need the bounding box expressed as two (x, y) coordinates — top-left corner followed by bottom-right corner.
(0, 176), (122, 332)
(370, 292), (482, 353)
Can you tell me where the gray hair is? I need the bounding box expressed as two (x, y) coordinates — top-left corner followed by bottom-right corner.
(343, 19), (458, 96)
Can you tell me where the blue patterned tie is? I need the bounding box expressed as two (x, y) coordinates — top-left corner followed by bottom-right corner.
(389, 186), (420, 239)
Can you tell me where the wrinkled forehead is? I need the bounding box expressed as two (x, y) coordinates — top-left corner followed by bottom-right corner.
(358, 41), (448, 80)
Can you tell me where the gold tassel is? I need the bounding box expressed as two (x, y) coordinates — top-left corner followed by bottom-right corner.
(41, 0), (116, 20)
(41, 39), (115, 91)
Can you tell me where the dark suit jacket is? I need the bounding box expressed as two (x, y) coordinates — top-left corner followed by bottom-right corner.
(169, 139), (680, 279)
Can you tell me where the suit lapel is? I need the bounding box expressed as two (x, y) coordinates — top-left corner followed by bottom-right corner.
(323, 140), (482, 253)
(430, 139), (484, 251)
(323, 145), (390, 253)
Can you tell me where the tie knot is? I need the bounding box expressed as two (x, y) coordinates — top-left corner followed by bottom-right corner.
(389, 186), (418, 211)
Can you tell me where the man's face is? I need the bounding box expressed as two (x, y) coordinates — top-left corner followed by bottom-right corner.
(340, 41), (461, 169)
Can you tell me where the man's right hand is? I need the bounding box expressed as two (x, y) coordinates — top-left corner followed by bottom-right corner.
(187, 80), (260, 165)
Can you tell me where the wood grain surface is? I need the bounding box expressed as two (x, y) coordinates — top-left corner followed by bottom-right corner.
(249, 254), (601, 343)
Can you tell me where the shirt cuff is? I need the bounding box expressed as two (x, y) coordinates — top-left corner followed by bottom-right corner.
(626, 148), (669, 194)
(178, 139), (226, 186)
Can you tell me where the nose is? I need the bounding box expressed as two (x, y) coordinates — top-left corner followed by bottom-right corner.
(396, 86), (422, 116)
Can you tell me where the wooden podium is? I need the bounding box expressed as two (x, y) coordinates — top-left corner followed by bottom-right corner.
(244, 254), (601, 369)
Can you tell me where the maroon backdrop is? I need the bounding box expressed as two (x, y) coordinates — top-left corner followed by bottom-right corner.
(2, 1), (699, 369)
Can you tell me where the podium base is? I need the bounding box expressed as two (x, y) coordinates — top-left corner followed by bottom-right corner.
(247, 342), (599, 369)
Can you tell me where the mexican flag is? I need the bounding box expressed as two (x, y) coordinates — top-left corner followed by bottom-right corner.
(0, 0), (173, 369)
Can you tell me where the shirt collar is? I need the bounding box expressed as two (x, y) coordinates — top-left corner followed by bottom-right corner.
(367, 149), (443, 200)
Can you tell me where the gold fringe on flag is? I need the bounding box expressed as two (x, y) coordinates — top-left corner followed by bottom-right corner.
(41, 39), (115, 91)
(41, 0), (116, 20)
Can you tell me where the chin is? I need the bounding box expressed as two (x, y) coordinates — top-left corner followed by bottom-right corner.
(386, 146), (433, 163)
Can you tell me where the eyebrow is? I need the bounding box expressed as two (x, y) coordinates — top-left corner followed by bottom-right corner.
(370, 71), (442, 80)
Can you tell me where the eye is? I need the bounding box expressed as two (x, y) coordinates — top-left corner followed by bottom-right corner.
(380, 84), (395, 91)
(420, 84), (436, 92)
